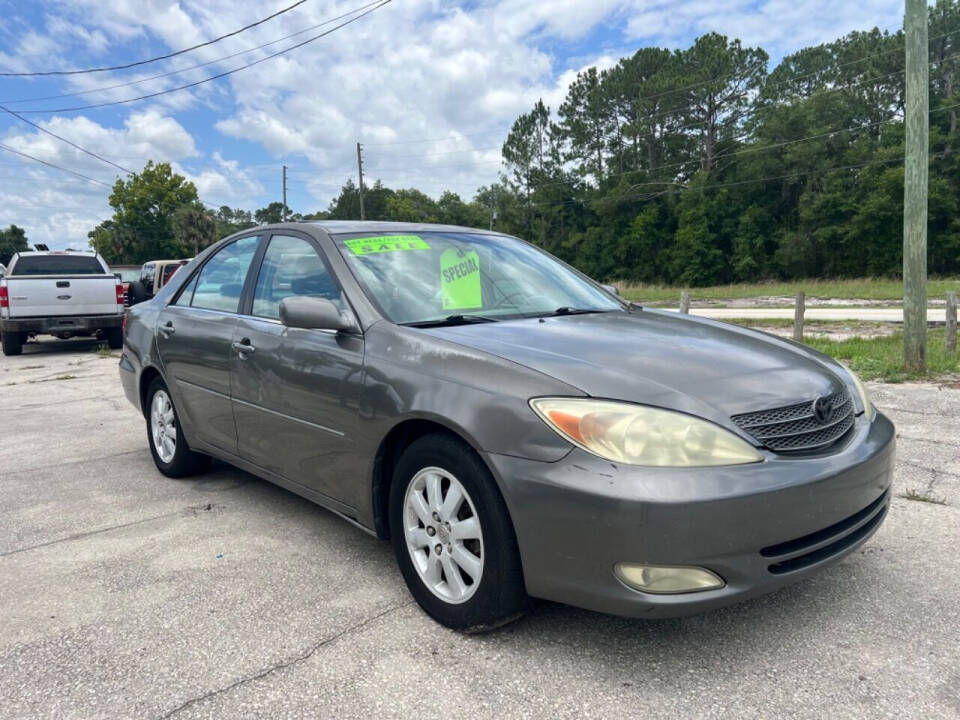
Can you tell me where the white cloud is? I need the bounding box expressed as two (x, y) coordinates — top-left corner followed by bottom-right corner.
(1, 0), (906, 240)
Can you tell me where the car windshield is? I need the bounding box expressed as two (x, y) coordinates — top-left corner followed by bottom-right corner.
(334, 231), (623, 325)
(10, 254), (104, 276)
(115, 268), (141, 282)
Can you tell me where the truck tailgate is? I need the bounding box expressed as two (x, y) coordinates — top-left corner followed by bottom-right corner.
(4, 276), (120, 317)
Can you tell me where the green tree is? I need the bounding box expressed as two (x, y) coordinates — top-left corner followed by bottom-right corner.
(89, 161), (198, 263)
(173, 203), (217, 256)
(0, 224), (30, 265)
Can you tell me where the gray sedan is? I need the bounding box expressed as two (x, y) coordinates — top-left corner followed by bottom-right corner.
(119, 221), (894, 630)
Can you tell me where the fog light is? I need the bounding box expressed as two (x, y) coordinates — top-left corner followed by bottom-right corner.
(614, 563), (725, 594)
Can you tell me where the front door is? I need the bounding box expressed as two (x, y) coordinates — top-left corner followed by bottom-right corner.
(231, 233), (366, 507)
(156, 235), (261, 454)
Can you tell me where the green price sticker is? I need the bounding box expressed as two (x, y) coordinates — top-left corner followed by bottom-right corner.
(345, 235), (431, 255)
(440, 248), (482, 310)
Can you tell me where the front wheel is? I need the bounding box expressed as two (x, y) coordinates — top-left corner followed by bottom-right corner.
(146, 377), (210, 478)
(389, 433), (529, 631)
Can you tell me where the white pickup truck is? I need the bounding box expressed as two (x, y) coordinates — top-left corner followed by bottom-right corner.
(0, 251), (125, 356)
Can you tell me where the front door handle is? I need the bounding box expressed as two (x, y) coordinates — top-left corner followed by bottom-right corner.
(232, 340), (256, 355)
(159, 321), (175, 337)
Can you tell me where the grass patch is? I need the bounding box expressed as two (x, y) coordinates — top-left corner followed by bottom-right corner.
(618, 277), (960, 303)
(899, 489), (948, 505)
(94, 344), (115, 358)
(801, 329), (959, 382)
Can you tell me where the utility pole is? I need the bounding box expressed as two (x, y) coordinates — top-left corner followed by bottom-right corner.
(282, 165), (288, 222)
(903, 0), (929, 373)
(356, 142), (366, 220)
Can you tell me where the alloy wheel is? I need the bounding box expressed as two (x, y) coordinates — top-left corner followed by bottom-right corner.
(150, 390), (177, 463)
(403, 466), (484, 604)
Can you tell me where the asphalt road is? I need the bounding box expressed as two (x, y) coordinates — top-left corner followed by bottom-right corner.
(1, 338), (958, 719)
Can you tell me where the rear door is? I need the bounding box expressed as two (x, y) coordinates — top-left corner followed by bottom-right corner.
(6, 254), (117, 317)
(156, 235), (261, 454)
(230, 232), (365, 507)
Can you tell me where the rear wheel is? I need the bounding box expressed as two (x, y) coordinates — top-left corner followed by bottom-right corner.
(1, 331), (23, 356)
(389, 433), (529, 631)
(105, 327), (123, 349)
(127, 280), (149, 306)
(146, 377), (210, 478)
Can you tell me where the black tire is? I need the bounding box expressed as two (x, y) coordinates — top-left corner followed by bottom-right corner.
(389, 432), (529, 631)
(106, 327), (123, 349)
(128, 280), (149, 306)
(1, 330), (23, 356)
(145, 376), (210, 478)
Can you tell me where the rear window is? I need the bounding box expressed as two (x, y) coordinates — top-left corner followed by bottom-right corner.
(10, 255), (105, 276)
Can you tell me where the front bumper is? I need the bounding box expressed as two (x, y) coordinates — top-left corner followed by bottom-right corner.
(487, 411), (895, 618)
(1, 314), (122, 335)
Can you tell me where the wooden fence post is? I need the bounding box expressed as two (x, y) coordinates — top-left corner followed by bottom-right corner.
(793, 291), (805, 341)
(947, 291), (958, 354)
(679, 290), (690, 314)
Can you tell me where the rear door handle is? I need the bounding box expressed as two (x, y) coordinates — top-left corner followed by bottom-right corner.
(159, 321), (175, 337)
(232, 340), (255, 355)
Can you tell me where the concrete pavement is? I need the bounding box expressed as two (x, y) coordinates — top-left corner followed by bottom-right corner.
(1, 338), (958, 719)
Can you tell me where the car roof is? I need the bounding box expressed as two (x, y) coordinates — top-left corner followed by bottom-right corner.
(257, 220), (510, 236)
(15, 250), (98, 256)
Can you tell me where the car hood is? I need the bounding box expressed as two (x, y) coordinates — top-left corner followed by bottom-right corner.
(423, 309), (848, 431)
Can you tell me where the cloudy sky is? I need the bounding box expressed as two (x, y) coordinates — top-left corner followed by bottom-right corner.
(0, 0), (904, 249)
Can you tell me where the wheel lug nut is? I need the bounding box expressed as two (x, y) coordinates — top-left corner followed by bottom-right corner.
(426, 526), (436, 537)
(432, 512), (441, 522)
(446, 544), (452, 553)
(434, 544), (442, 555)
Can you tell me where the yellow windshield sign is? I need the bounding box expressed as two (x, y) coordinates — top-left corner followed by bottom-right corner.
(441, 248), (482, 310)
(345, 235), (430, 255)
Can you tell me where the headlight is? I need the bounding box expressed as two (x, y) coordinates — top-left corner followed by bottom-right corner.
(529, 398), (763, 467)
(842, 364), (875, 421)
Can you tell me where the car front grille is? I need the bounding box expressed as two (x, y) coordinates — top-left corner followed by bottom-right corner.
(730, 388), (855, 453)
(759, 490), (889, 575)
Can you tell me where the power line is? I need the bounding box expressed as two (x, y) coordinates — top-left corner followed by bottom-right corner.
(0, 142), (114, 188)
(0, 104), (136, 175)
(12, 0), (393, 114)
(0, 0), (385, 105)
(0, 104), (227, 208)
(0, 0), (310, 77)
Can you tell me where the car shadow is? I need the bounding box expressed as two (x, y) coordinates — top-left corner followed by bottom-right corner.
(19, 337), (107, 356)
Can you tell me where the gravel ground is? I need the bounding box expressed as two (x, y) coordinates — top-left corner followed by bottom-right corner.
(1, 338), (958, 719)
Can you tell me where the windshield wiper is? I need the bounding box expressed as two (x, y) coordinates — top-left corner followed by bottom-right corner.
(402, 314), (500, 328)
(549, 307), (616, 316)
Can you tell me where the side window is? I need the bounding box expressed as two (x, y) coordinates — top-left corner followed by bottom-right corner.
(173, 272), (199, 306)
(190, 236), (260, 313)
(141, 263), (156, 288)
(252, 234), (342, 320)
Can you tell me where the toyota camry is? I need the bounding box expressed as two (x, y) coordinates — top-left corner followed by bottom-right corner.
(119, 221), (894, 630)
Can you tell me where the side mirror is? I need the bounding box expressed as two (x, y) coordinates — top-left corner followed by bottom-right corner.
(600, 283), (620, 297)
(280, 296), (355, 332)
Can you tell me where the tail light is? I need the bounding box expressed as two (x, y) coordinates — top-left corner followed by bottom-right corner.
(122, 312), (128, 336)
(0, 286), (8, 309)
(116, 283), (125, 305)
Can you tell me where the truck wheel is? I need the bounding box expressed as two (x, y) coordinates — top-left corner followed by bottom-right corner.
(106, 327), (123, 349)
(128, 281), (149, 306)
(1, 331), (23, 356)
